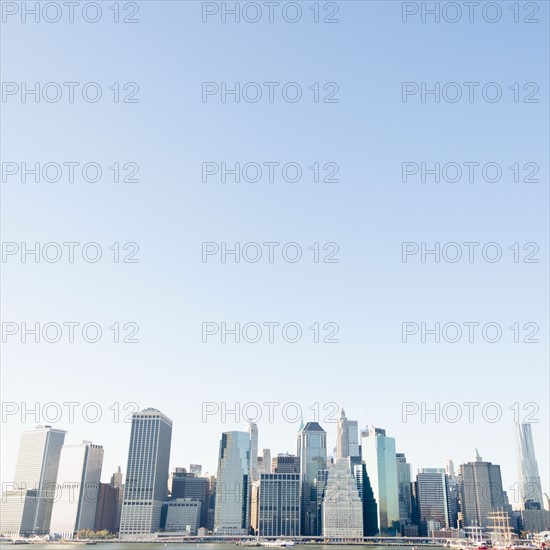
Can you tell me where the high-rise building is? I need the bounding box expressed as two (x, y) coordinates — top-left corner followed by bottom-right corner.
(170, 468), (210, 528)
(515, 423), (544, 509)
(250, 481), (261, 534)
(336, 411), (360, 461)
(257, 473), (300, 536)
(396, 453), (412, 529)
(361, 427), (400, 535)
(249, 423), (259, 484)
(94, 468), (124, 534)
(354, 463), (378, 536)
(413, 468), (449, 536)
(214, 431), (250, 535)
(50, 441), (104, 539)
(272, 454), (300, 474)
(445, 459), (455, 477)
(262, 449), (271, 474)
(336, 410), (350, 461)
(322, 461), (363, 538)
(446, 472), (459, 529)
(348, 421), (360, 459)
(119, 408), (173, 537)
(458, 451), (511, 529)
(297, 421), (327, 536)
(0, 425), (66, 536)
(206, 474), (217, 531)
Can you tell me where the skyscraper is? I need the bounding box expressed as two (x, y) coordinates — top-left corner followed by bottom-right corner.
(119, 408), (173, 537)
(348, 420), (360, 459)
(0, 425), (66, 536)
(322, 461), (363, 538)
(458, 451), (511, 529)
(249, 423), (259, 483)
(354, 463), (378, 536)
(396, 453), (412, 529)
(297, 421), (327, 536)
(336, 410), (350, 461)
(361, 427), (400, 535)
(50, 441), (104, 539)
(257, 473), (301, 536)
(515, 423), (544, 509)
(336, 410), (360, 462)
(263, 449), (272, 474)
(414, 468), (449, 536)
(214, 431), (251, 535)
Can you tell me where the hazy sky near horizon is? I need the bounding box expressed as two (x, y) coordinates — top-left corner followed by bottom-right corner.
(1, 0), (548, 506)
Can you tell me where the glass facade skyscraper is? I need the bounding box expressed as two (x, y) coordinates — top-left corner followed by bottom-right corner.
(119, 408), (173, 537)
(361, 427), (399, 535)
(396, 453), (412, 529)
(297, 421), (327, 536)
(354, 463), (378, 536)
(214, 431), (251, 535)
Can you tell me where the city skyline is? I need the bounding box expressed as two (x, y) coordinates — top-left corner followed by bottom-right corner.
(2, 415), (548, 514)
(2, 409), (549, 540)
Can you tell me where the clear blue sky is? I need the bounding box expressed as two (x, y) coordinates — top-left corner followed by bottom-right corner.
(1, 1), (548, 505)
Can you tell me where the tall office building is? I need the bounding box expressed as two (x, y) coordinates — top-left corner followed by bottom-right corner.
(272, 454), (300, 474)
(322, 461), (363, 538)
(261, 449), (272, 475)
(257, 473), (301, 536)
(336, 410), (350, 461)
(361, 427), (400, 535)
(214, 431), (251, 535)
(354, 463), (378, 536)
(0, 425), (66, 536)
(515, 423), (544, 509)
(94, 467), (124, 534)
(50, 441), (104, 538)
(336, 410), (360, 461)
(446, 473), (459, 529)
(119, 408), (173, 537)
(413, 468), (449, 536)
(297, 421), (327, 536)
(458, 451), (511, 529)
(348, 420), (360, 459)
(249, 423), (259, 483)
(170, 468), (210, 528)
(396, 453), (412, 529)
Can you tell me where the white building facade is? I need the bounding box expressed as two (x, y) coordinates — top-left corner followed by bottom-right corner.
(50, 442), (104, 539)
(322, 461), (363, 538)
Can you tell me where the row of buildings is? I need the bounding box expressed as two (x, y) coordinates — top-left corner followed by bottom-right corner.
(1, 408), (549, 540)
